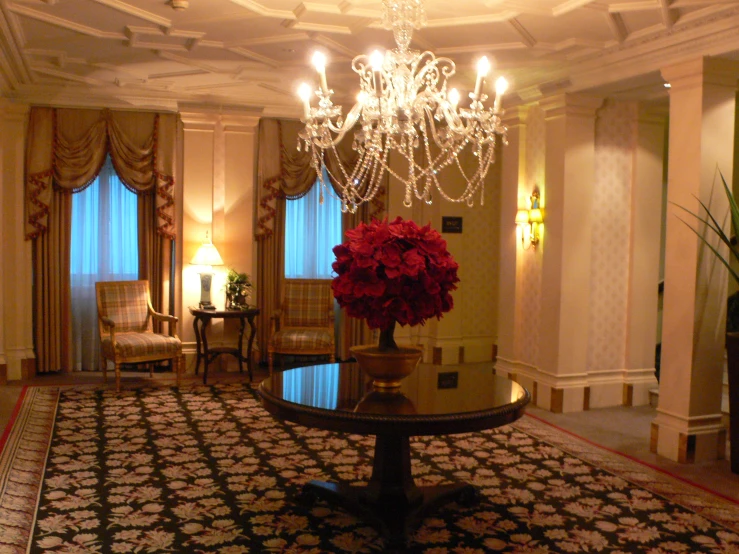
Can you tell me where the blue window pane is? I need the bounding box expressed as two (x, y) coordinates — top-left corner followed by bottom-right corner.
(285, 172), (343, 279)
(70, 156), (139, 371)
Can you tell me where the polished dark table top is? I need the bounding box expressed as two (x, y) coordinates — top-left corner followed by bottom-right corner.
(259, 362), (530, 436)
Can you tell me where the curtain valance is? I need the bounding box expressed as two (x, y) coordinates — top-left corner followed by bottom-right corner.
(25, 107), (177, 240)
(255, 118), (383, 240)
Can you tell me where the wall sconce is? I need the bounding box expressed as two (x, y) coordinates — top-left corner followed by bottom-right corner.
(190, 231), (224, 310)
(515, 190), (544, 250)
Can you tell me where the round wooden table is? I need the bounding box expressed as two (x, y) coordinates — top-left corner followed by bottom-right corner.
(258, 362), (530, 549)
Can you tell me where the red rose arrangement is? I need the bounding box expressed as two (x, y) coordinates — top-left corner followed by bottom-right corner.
(332, 217), (460, 350)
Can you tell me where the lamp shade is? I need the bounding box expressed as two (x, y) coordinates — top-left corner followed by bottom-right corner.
(528, 208), (543, 224)
(515, 209), (530, 225)
(190, 242), (224, 267)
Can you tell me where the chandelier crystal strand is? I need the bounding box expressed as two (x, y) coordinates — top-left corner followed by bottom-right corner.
(297, 0), (508, 213)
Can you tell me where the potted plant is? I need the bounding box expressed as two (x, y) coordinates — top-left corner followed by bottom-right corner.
(225, 269), (252, 310)
(331, 217), (460, 388)
(677, 170), (739, 473)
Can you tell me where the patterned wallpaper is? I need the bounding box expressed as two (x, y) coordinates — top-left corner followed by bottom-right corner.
(460, 156), (501, 343)
(588, 100), (637, 371)
(516, 105), (545, 366)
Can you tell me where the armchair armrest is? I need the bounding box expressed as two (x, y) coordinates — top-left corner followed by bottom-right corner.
(100, 316), (116, 332)
(271, 309), (282, 335)
(99, 315), (117, 344)
(151, 311), (179, 337)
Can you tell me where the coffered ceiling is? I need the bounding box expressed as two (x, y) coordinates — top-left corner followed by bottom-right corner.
(1, 0), (738, 115)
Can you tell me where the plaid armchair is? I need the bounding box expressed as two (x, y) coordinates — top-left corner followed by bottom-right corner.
(268, 279), (336, 373)
(96, 280), (182, 392)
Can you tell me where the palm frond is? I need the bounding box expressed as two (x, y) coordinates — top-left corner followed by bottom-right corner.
(672, 169), (739, 285)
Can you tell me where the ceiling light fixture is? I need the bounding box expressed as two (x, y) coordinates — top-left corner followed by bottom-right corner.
(170, 0), (189, 10)
(297, 0), (508, 213)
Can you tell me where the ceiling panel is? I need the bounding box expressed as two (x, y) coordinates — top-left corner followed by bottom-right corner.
(0, 0), (737, 111)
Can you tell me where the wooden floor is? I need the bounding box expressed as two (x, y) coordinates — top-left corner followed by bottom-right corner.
(2, 364), (738, 502)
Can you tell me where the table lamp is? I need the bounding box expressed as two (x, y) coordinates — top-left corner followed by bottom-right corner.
(190, 232), (224, 310)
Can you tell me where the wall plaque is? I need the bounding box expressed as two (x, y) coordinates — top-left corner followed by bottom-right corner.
(437, 371), (459, 389)
(441, 216), (463, 233)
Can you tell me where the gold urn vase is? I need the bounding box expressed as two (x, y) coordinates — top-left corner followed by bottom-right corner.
(350, 344), (423, 389)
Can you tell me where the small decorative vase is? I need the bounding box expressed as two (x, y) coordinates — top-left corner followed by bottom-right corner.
(350, 344), (423, 389)
(226, 285), (249, 309)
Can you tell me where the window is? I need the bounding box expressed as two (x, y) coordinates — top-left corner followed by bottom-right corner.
(284, 174), (343, 279)
(70, 156), (139, 371)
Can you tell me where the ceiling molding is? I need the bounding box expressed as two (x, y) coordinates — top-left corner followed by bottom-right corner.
(282, 20), (353, 34)
(309, 33), (359, 58)
(553, 0), (599, 17)
(508, 18), (537, 48)
(230, 33), (311, 48)
(91, 0), (171, 30)
(227, 0), (295, 19)
(7, 4), (123, 39)
(606, 12), (630, 41)
(659, 0), (678, 30)
(227, 46), (280, 67)
(32, 65), (105, 86)
(609, 1), (661, 12)
(0, 7), (31, 87)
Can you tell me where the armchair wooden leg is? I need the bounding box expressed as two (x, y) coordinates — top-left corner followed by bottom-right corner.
(176, 354), (183, 388)
(149, 363), (154, 378)
(114, 362), (122, 393)
(101, 356), (107, 383)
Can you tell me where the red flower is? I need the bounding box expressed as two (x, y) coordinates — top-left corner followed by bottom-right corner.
(332, 217), (460, 331)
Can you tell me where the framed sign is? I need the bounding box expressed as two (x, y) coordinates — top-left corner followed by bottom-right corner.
(437, 371), (459, 389)
(441, 216), (463, 233)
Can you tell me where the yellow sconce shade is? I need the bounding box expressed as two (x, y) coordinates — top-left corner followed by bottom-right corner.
(515, 190), (544, 250)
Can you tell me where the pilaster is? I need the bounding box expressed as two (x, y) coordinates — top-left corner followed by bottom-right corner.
(537, 93), (602, 412)
(496, 106), (528, 371)
(625, 106), (666, 406)
(0, 101), (32, 382)
(653, 57), (739, 463)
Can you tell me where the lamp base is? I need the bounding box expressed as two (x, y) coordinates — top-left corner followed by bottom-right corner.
(199, 272), (215, 310)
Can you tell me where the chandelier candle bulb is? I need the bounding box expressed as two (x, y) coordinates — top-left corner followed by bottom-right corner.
(312, 52), (329, 94)
(298, 83), (312, 119)
(370, 50), (384, 95)
(449, 88), (460, 109)
(474, 56), (490, 98)
(494, 76), (508, 112)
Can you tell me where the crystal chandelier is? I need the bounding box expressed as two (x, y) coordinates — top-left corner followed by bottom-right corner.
(296, 0), (508, 213)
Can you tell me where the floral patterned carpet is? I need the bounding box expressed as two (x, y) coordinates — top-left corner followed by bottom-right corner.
(1, 382), (739, 553)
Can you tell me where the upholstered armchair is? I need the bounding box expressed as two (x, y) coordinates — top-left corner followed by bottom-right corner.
(96, 280), (182, 392)
(268, 279), (336, 373)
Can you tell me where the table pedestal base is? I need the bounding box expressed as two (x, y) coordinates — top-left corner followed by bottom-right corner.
(299, 434), (479, 549)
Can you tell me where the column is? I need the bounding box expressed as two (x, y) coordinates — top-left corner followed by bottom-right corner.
(624, 107), (667, 406)
(537, 94), (602, 412)
(652, 58), (739, 464)
(0, 101), (32, 382)
(495, 107), (531, 386)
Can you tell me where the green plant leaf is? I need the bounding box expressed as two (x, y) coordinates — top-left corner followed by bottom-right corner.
(673, 169), (739, 285)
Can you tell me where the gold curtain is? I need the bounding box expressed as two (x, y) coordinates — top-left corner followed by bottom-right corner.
(24, 107), (177, 373)
(255, 118), (386, 363)
(32, 194), (73, 374)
